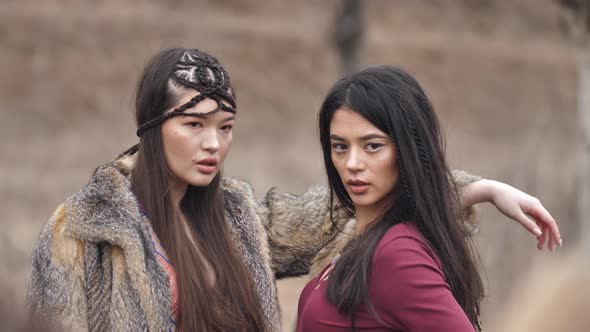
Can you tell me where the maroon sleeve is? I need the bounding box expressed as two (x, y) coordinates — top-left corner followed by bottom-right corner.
(371, 236), (475, 332)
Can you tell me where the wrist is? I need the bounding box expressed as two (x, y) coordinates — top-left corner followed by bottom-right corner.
(462, 178), (495, 206)
(478, 179), (498, 204)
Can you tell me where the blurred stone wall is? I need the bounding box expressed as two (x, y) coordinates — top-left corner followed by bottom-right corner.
(0, 1), (579, 330)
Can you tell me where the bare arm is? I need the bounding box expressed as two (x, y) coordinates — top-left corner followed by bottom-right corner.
(461, 179), (562, 251)
(260, 170), (483, 278)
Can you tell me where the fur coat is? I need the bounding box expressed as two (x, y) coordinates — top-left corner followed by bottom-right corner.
(27, 152), (480, 331)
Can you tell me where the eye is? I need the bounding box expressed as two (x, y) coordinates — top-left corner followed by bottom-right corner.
(331, 143), (348, 153)
(365, 143), (384, 152)
(221, 124), (233, 132)
(187, 121), (202, 128)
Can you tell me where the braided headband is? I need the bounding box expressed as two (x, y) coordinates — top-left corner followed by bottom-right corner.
(135, 93), (236, 137)
(136, 51), (236, 137)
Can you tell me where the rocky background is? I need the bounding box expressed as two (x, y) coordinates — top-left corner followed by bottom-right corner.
(0, 1), (581, 330)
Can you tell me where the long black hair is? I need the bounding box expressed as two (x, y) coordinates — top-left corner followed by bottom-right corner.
(319, 65), (484, 329)
(130, 48), (266, 331)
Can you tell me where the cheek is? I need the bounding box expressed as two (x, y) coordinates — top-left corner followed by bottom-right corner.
(162, 126), (194, 165)
(331, 154), (346, 176)
(377, 152), (398, 190)
(161, 127), (176, 161)
(387, 158), (399, 189)
(218, 133), (233, 161)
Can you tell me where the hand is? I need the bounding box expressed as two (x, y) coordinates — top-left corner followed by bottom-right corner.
(485, 180), (562, 251)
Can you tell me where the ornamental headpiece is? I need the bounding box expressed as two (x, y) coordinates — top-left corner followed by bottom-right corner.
(136, 50), (236, 137)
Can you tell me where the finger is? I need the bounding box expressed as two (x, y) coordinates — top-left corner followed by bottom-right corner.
(525, 201), (562, 247)
(514, 210), (542, 237)
(548, 225), (557, 251)
(540, 224), (549, 250)
(537, 224), (548, 250)
(544, 224), (553, 251)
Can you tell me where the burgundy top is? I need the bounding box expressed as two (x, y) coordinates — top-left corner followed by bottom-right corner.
(297, 222), (475, 332)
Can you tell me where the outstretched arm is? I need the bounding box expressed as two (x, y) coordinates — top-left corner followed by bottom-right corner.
(260, 170), (483, 279)
(460, 179), (562, 251)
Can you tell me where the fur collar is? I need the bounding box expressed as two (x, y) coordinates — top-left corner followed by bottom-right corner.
(60, 152), (279, 331)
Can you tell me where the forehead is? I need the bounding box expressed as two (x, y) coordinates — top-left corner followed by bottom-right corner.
(171, 86), (234, 117)
(330, 108), (384, 136)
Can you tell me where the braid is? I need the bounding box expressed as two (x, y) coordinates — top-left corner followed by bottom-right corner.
(136, 49), (236, 137)
(405, 110), (432, 182)
(217, 89), (236, 108)
(219, 67), (230, 91)
(393, 104), (425, 221)
(171, 73), (200, 91)
(174, 93), (208, 113)
(399, 159), (413, 207)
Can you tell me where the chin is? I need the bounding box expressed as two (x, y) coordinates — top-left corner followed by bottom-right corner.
(187, 174), (218, 187)
(351, 197), (377, 208)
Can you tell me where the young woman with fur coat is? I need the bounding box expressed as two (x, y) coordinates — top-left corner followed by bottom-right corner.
(27, 48), (560, 332)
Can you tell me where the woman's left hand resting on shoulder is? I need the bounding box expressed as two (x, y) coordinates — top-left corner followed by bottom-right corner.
(461, 179), (562, 251)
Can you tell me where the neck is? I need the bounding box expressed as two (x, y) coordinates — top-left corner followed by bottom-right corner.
(354, 205), (383, 234)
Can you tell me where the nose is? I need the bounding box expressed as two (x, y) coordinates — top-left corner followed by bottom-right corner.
(346, 147), (364, 173)
(201, 128), (220, 153)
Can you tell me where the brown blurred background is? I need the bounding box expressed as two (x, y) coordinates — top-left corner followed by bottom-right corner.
(1, 0), (586, 331)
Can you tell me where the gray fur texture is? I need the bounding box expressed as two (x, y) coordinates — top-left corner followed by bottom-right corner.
(27, 154), (479, 331)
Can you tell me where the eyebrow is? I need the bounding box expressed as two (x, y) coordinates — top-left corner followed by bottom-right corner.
(360, 133), (389, 140)
(181, 113), (236, 122)
(330, 133), (389, 141)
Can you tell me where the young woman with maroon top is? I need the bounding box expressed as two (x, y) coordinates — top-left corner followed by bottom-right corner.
(28, 48), (561, 332)
(297, 66), (544, 331)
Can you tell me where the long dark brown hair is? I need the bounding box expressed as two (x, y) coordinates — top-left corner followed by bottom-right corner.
(130, 48), (266, 331)
(318, 66), (484, 330)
